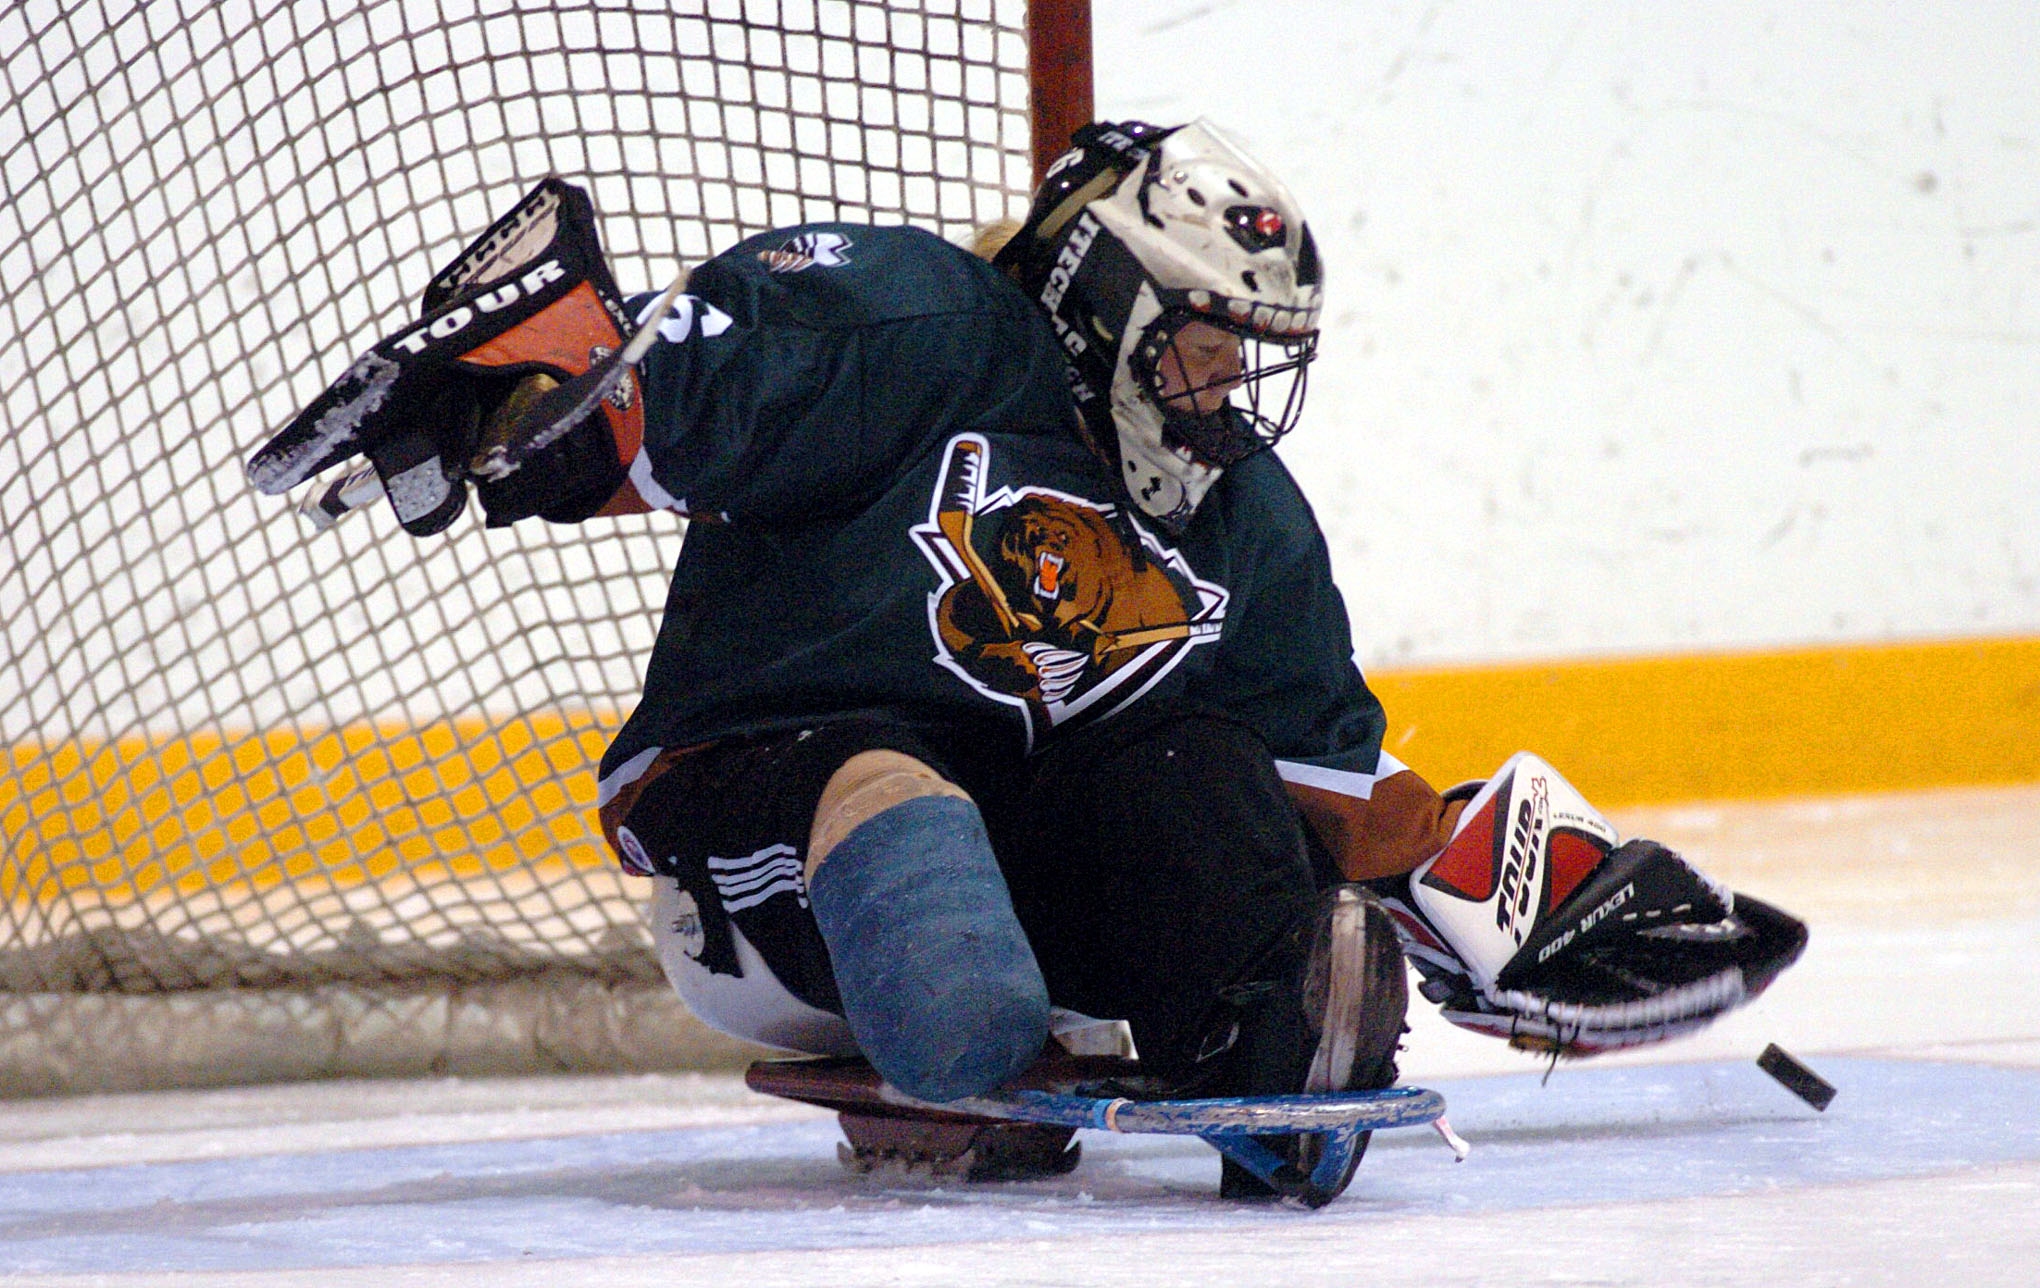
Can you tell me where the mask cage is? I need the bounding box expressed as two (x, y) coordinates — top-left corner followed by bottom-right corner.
(1133, 309), (1316, 467)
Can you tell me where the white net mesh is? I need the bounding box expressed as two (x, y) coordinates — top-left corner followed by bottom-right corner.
(0, 0), (1035, 1091)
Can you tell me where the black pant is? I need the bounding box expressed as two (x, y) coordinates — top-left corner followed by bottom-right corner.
(959, 704), (1327, 1077)
(617, 703), (1329, 1079)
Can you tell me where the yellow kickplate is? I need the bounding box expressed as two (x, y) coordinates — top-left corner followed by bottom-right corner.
(2, 711), (618, 908)
(1370, 634), (2040, 806)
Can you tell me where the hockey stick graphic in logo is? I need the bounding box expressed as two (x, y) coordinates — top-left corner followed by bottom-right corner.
(934, 438), (1040, 638)
(1088, 618), (1225, 656)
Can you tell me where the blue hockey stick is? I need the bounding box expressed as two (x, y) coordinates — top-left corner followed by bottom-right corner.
(747, 1056), (1455, 1208)
(938, 1084), (1446, 1135)
(945, 1084), (1446, 1207)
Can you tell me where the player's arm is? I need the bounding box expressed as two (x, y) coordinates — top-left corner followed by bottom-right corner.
(247, 180), (1043, 533)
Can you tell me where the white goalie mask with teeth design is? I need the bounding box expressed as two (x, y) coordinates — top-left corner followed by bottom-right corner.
(1000, 119), (1323, 528)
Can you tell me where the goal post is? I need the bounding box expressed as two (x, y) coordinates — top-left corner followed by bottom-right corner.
(0, 0), (1092, 1096)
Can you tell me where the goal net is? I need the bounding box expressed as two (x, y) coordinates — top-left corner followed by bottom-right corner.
(1, 0), (1084, 1094)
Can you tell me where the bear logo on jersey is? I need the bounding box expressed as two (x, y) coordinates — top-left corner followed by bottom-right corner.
(911, 433), (1227, 747)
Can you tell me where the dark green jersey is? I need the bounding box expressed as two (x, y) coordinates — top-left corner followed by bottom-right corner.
(598, 223), (1388, 796)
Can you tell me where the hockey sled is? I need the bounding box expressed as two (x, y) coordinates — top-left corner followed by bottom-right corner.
(746, 1054), (1447, 1208)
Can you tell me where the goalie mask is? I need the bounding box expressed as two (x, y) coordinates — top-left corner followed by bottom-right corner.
(998, 120), (1322, 528)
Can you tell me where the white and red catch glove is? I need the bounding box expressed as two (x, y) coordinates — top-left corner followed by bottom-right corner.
(1373, 752), (1807, 1056)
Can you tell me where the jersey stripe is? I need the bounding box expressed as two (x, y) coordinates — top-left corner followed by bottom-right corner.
(1273, 749), (1407, 801)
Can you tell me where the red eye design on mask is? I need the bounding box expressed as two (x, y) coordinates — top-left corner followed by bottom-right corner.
(1223, 205), (1287, 252)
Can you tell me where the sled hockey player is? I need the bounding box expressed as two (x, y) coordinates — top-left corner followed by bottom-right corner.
(248, 120), (1806, 1205)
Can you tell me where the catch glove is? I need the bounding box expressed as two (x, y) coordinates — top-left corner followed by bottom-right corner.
(1372, 752), (1807, 1056)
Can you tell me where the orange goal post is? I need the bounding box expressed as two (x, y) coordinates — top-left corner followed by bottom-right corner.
(0, 0), (1092, 1095)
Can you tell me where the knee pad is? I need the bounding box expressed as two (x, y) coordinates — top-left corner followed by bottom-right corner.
(806, 792), (1050, 1103)
(807, 749), (973, 876)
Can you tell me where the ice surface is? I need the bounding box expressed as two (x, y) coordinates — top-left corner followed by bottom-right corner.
(4, 786), (2037, 1284)
(2, 809), (2035, 1288)
(2, 1051), (2036, 1285)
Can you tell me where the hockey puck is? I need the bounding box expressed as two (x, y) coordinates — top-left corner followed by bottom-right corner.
(1757, 1043), (1836, 1111)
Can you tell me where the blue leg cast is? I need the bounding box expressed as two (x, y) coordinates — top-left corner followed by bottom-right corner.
(807, 795), (1051, 1103)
